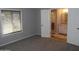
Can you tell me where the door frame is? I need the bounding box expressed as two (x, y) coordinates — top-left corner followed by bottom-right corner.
(41, 8), (68, 41)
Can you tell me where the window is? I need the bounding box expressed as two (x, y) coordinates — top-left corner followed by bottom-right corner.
(1, 10), (22, 34)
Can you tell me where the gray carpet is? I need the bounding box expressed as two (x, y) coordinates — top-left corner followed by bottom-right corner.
(0, 36), (79, 51)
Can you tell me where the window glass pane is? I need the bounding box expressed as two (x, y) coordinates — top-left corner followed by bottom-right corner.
(1, 11), (13, 34)
(12, 11), (21, 32)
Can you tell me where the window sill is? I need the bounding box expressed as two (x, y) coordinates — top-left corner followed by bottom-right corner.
(1, 30), (23, 37)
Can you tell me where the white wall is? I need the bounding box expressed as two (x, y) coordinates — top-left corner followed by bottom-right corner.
(67, 8), (79, 46)
(0, 8), (38, 46)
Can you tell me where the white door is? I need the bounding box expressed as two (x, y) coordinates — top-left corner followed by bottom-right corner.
(41, 9), (51, 37)
(67, 8), (79, 46)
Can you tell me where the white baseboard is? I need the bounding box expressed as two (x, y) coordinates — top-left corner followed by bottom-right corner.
(0, 34), (35, 47)
(67, 41), (79, 46)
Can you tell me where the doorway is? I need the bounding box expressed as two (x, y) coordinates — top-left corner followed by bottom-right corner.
(51, 9), (68, 42)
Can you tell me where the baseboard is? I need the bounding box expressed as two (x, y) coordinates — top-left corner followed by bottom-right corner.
(67, 42), (79, 47)
(0, 34), (35, 47)
(67, 43), (79, 47)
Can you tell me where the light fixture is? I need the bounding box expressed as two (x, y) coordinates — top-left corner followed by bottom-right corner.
(63, 9), (68, 13)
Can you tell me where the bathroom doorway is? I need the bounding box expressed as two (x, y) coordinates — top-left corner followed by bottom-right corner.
(51, 9), (68, 42)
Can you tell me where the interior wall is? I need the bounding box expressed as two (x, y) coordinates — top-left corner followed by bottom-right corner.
(35, 9), (41, 35)
(0, 8), (38, 46)
(67, 8), (79, 46)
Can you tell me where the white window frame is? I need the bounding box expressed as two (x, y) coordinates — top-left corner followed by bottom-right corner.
(0, 8), (23, 36)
